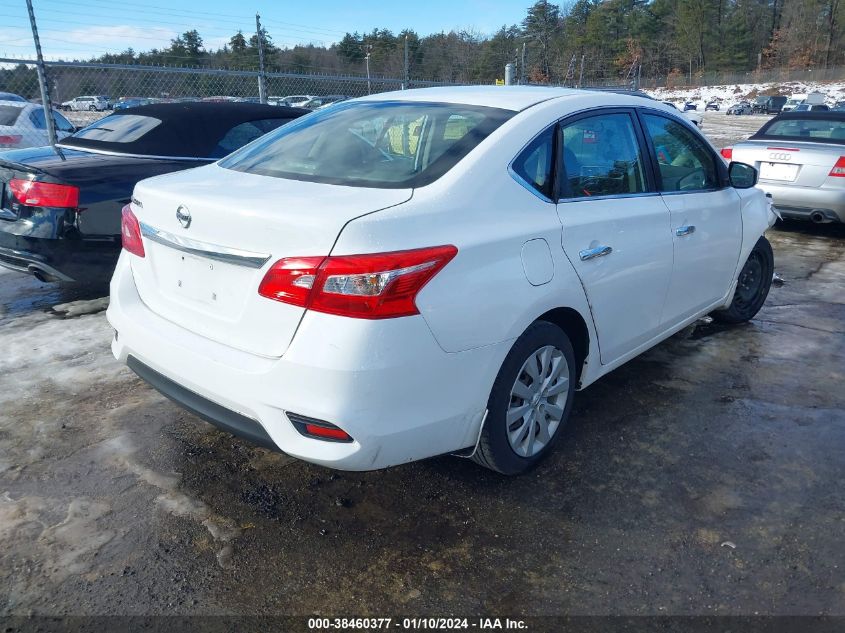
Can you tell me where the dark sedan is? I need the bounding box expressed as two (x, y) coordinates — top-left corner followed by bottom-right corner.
(0, 102), (307, 285)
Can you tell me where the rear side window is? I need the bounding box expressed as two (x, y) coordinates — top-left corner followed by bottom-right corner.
(642, 114), (719, 192)
(29, 108), (47, 129)
(512, 126), (555, 198)
(756, 117), (845, 142)
(560, 112), (647, 198)
(0, 105), (22, 126)
(209, 118), (292, 158)
(219, 101), (514, 188)
(71, 114), (161, 143)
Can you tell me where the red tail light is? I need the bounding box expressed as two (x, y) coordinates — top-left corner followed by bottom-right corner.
(120, 204), (145, 258)
(9, 178), (79, 208)
(0, 135), (22, 147)
(829, 156), (845, 177)
(259, 245), (458, 319)
(720, 147), (733, 160)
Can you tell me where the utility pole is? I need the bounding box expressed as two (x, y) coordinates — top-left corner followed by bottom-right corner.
(520, 42), (526, 85)
(403, 35), (409, 90)
(365, 44), (372, 95)
(255, 13), (267, 103)
(578, 54), (585, 88)
(25, 0), (58, 148)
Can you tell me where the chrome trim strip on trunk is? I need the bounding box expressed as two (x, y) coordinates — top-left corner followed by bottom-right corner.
(55, 144), (213, 162)
(139, 222), (271, 269)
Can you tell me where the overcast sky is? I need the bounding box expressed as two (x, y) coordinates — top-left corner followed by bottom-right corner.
(1, 0), (529, 61)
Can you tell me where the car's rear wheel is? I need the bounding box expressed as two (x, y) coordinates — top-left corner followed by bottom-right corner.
(472, 321), (576, 475)
(88, 105), (96, 111)
(712, 236), (774, 324)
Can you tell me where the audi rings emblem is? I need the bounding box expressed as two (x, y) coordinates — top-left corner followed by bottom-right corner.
(768, 152), (792, 161)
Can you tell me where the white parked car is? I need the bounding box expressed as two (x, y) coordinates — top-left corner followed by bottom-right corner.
(108, 87), (776, 474)
(279, 94), (315, 108)
(0, 100), (76, 149)
(60, 95), (110, 111)
(661, 101), (703, 127)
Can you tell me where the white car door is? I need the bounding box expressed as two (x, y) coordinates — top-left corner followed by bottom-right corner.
(556, 109), (674, 364)
(639, 112), (742, 323)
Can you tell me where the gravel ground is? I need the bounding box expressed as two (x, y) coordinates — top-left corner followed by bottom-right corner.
(0, 118), (843, 622)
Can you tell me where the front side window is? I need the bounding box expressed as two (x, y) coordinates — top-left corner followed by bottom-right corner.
(52, 111), (75, 132)
(70, 114), (161, 143)
(512, 126), (554, 198)
(559, 112), (647, 199)
(219, 101), (513, 188)
(642, 114), (719, 192)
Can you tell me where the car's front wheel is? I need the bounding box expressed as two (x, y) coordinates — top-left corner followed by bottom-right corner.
(712, 236), (774, 324)
(472, 321), (576, 475)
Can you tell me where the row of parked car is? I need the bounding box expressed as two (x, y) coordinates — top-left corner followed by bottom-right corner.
(58, 94), (352, 112)
(0, 87), (840, 475)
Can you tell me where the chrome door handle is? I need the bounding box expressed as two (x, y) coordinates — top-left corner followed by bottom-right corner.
(579, 245), (613, 261)
(675, 225), (696, 237)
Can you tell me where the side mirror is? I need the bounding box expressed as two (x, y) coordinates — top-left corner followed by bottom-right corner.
(729, 161), (757, 189)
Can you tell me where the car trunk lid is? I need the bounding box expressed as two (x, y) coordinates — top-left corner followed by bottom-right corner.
(129, 163), (413, 358)
(732, 139), (843, 187)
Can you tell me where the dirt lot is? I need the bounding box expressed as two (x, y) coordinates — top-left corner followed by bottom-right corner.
(1, 113), (843, 622)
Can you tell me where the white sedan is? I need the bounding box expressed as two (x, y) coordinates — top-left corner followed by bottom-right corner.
(0, 100), (76, 150)
(108, 87), (776, 474)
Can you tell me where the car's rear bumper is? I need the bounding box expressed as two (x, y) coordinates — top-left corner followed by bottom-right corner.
(107, 253), (509, 471)
(756, 183), (845, 222)
(0, 229), (119, 283)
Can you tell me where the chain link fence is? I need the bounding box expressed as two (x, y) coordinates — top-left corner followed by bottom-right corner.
(0, 57), (468, 137)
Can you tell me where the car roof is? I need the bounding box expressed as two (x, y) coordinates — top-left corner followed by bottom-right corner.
(354, 85), (653, 111)
(0, 99), (29, 109)
(60, 101), (310, 158)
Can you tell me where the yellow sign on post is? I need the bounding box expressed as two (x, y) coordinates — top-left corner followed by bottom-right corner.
(495, 79), (505, 86)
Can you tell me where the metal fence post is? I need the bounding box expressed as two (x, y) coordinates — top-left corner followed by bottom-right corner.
(255, 13), (268, 103)
(25, 0), (58, 148)
(403, 35), (409, 90)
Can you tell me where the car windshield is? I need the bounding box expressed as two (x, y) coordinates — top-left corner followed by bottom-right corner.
(754, 117), (845, 143)
(219, 101), (514, 188)
(0, 105), (23, 126)
(71, 114), (162, 143)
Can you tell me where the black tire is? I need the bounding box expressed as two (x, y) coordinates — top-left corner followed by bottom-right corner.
(88, 105), (96, 111)
(472, 321), (576, 475)
(712, 236), (774, 324)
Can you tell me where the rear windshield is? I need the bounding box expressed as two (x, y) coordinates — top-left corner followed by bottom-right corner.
(0, 105), (23, 126)
(752, 117), (845, 143)
(219, 101), (514, 188)
(72, 114), (162, 143)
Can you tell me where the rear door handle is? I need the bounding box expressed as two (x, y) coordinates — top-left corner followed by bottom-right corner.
(579, 245), (613, 261)
(675, 225), (696, 237)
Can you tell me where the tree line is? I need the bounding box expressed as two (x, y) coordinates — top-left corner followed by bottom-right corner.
(9, 0), (845, 87)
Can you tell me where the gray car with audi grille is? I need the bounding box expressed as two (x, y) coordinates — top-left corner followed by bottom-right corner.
(722, 111), (845, 224)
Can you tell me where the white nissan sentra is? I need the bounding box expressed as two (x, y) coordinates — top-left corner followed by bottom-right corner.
(108, 87), (776, 475)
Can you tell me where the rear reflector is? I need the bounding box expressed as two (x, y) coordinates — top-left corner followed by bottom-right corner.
(9, 178), (79, 208)
(120, 204), (145, 257)
(0, 135), (22, 147)
(286, 412), (353, 443)
(259, 245), (458, 319)
(829, 156), (845, 177)
(719, 147), (733, 160)
(304, 424), (352, 441)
